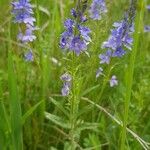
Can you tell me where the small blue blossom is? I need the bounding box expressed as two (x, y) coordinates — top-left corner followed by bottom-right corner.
(64, 19), (75, 29)
(144, 26), (150, 32)
(146, 5), (150, 11)
(89, 0), (107, 20)
(99, 50), (112, 64)
(110, 75), (118, 87)
(18, 25), (36, 43)
(71, 8), (77, 18)
(61, 83), (70, 96)
(70, 36), (87, 56)
(78, 25), (91, 42)
(60, 73), (72, 82)
(96, 67), (103, 78)
(60, 73), (72, 96)
(24, 50), (33, 62)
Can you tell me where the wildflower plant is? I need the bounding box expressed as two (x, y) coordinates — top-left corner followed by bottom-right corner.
(96, 0), (137, 88)
(59, 0), (96, 149)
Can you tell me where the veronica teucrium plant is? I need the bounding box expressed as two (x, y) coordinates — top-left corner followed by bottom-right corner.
(59, 0), (93, 149)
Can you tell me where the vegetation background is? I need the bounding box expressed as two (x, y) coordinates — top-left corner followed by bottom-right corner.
(0, 0), (150, 150)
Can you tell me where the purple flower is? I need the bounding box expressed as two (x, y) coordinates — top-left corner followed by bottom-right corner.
(144, 26), (150, 32)
(78, 25), (91, 42)
(60, 73), (72, 96)
(60, 73), (72, 82)
(60, 30), (73, 49)
(71, 8), (77, 18)
(146, 5), (150, 10)
(70, 36), (87, 56)
(24, 50), (33, 61)
(89, 0), (107, 20)
(99, 50), (111, 64)
(96, 67), (103, 78)
(61, 83), (70, 96)
(18, 25), (36, 43)
(110, 75), (118, 87)
(64, 19), (75, 29)
(112, 47), (126, 57)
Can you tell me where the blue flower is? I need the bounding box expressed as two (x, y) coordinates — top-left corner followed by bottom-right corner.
(70, 36), (87, 56)
(96, 67), (103, 78)
(89, 0), (107, 20)
(60, 73), (72, 96)
(110, 75), (118, 87)
(60, 73), (72, 82)
(71, 8), (77, 18)
(78, 25), (91, 42)
(64, 19), (75, 30)
(144, 26), (150, 32)
(146, 5), (150, 11)
(24, 50), (33, 62)
(99, 50), (111, 64)
(18, 25), (36, 43)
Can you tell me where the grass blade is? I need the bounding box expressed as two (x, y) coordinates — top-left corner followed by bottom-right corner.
(8, 19), (23, 149)
(22, 100), (44, 125)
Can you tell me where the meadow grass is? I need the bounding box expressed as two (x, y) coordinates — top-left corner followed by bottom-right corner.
(0, 0), (150, 150)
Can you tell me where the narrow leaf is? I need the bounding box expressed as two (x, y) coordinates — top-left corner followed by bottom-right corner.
(22, 100), (44, 125)
(45, 112), (71, 129)
(49, 97), (69, 117)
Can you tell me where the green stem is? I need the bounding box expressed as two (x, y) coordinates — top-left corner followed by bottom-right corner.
(70, 51), (78, 150)
(120, 1), (145, 149)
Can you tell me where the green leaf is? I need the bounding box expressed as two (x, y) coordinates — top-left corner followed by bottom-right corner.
(78, 122), (99, 132)
(22, 100), (44, 125)
(49, 97), (69, 118)
(0, 79), (8, 149)
(81, 84), (100, 97)
(77, 104), (93, 117)
(8, 51), (23, 150)
(45, 112), (71, 129)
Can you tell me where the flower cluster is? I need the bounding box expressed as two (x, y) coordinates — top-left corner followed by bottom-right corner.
(60, 73), (72, 96)
(12, 0), (36, 43)
(12, 0), (36, 61)
(89, 0), (107, 20)
(96, 0), (136, 87)
(60, 8), (91, 56)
